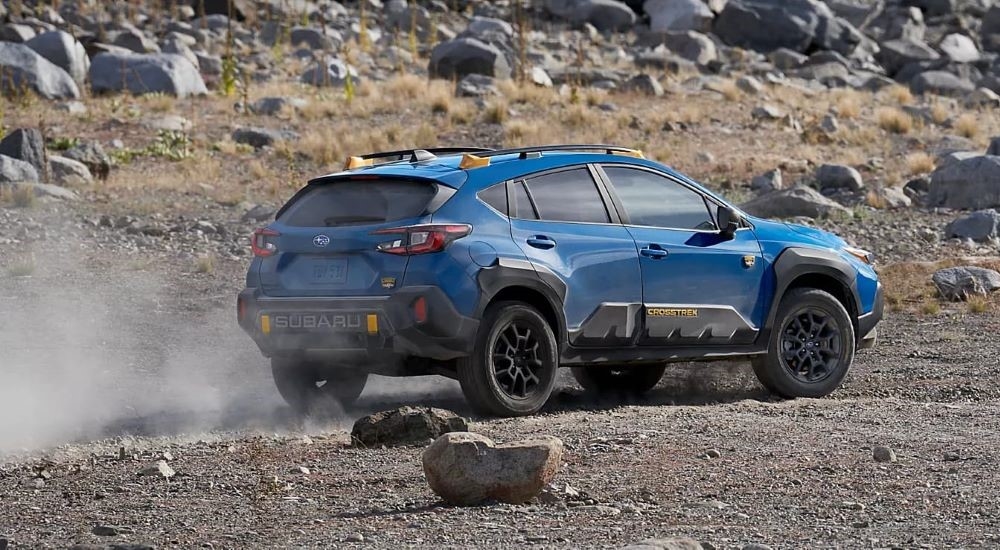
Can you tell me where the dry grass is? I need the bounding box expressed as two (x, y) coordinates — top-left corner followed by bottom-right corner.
(1, 185), (37, 208)
(298, 127), (346, 167)
(194, 254), (216, 274)
(967, 296), (991, 314)
(7, 255), (36, 277)
(920, 300), (941, 315)
(906, 152), (936, 175)
(248, 159), (271, 180)
(383, 73), (426, 101)
(886, 85), (914, 106)
(880, 258), (1000, 313)
(954, 113), (979, 139)
(484, 99), (509, 124)
(876, 107), (913, 134)
(833, 89), (862, 119)
(141, 93), (176, 113)
(865, 189), (887, 209)
(564, 104), (597, 129)
(929, 102), (950, 125)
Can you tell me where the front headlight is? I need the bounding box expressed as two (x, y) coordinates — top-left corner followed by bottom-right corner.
(844, 246), (875, 265)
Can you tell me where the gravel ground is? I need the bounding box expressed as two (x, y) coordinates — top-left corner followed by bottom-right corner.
(1, 199), (999, 550)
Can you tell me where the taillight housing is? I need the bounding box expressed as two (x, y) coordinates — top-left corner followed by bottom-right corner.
(372, 224), (471, 255)
(251, 228), (280, 257)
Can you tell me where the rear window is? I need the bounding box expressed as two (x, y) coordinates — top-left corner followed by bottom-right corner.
(279, 179), (437, 227)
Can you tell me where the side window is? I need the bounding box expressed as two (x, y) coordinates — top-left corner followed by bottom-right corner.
(511, 180), (538, 220)
(602, 167), (716, 230)
(523, 168), (610, 224)
(478, 182), (507, 215)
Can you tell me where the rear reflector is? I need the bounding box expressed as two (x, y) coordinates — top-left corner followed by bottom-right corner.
(260, 314), (271, 335)
(412, 297), (428, 324)
(367, 314), (379, 334)
(373, 224), (472, 255)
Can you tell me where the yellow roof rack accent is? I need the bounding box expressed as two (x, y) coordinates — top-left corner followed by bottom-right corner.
(459, 153), (491, 170)
(344, 156), (374, 170)
(614, 149), (645, 159)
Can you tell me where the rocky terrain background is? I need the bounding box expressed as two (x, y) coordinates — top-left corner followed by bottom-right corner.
(2, 0), (1000, 548)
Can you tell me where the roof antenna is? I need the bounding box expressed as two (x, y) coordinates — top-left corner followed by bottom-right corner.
(410, 149), (437, 163)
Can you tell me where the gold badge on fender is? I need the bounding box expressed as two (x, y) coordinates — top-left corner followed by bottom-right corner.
(381, 277), (396, 289)
(743, 255), (756, 268)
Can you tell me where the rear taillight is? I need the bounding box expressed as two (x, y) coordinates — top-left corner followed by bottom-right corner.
(251, 228), (280, 257)
(372, 224), (472, 255)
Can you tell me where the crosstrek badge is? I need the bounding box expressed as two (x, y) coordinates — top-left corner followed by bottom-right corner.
(381, 277), (396, 289)
(743, 255), (756, 268)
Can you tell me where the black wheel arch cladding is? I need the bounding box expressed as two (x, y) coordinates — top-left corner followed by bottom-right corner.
(764, 247), (861, 336)
(474, 257), (568, 344)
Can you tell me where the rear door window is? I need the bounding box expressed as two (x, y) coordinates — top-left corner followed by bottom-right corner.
(523, 168), (610, 224)
(279, 179), (437, 227)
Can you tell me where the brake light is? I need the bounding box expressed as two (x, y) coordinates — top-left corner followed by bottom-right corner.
(251, 228), (280, 257)
(372, 224), (472, 255)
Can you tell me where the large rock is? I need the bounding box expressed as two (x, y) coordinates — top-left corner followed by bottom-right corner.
(944, 210), (1000, 242)
(816, 164), (864, 191)
(877, 38), (940, 76)
(741, 186), (850, 219)
(300, 57), (361, 88)
(290, 26), (341, 51)
(984, 6), (1000, 52)
(0, 42), (80, 100)
(232, 127), (299, 149)
(932, 266), (1000, 301)
(250, 96), (308, 116)
(927, 155), (1000, 209)
(89, 52), (207, 97)
(644, 0), (713, 32)
(49, 155), (94, 186)
(429, 37), (511, 80)
(351, 407), (469, 448)
(193, 0), (253, 20)
(545, 0), (637, 32)
(661, 30), (718, 65)
(422, 432), (563, 505)
(938, 33), (979, 63)
(63, 141), (111, 180)
(25, 31), (90, 85)
(0, 155), (39, 184)
(714, 0), (859, 54)
(0, 129), (47, 181)
(909, 70), (975, 96)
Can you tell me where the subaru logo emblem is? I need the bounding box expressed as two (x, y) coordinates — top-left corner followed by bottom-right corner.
(312, 235), (331, 247)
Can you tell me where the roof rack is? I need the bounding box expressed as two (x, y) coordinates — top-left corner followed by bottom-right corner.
(344, 147), (495, 170)
(475, 144), (644, 159)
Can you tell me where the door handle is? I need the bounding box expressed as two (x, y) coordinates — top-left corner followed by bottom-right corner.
(640, 245), (669, 259)
(526, 236), (556, 250)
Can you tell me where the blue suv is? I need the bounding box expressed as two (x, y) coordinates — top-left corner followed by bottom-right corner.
(238, 145), (883, 417)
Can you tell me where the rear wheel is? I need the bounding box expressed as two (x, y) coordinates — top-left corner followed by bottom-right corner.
(457, 302), (558, 417)
(572, 364), (666, 396)
(753, 288), (855, 398)
(271, 357), (368, 414)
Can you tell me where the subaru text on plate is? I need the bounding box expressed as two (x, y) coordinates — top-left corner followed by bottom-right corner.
(238, 145), (883, 416)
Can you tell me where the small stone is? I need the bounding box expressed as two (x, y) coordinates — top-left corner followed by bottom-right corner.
(943, 451), (961, 461)
(298, 466), (311, 475)
(621, 538), (703, 550)
(139, 460), (175, 479)
(873, 445), (896, 463)
(703, 449), (722, 459)
(841, 501), (866, 511)
(816, 163), (864, 191)
(751, 168), (783, 192)
(742, 545), (773, 550)
(345, 533), (364, 543)
(352, 406), (468, 448)
(852, 520), (871, 528)
(0, 536), (6, 550)
(736, 75), (764, 95)
(820, 114), (839, 133)
(752, 104), (784, 120)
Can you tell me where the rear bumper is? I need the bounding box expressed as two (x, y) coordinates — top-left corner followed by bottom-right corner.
(857, 282), (884, 350)
(237, 286), (479, 362)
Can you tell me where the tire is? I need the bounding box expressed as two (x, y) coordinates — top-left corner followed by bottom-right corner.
(457, 301), (559, 417)
(571, 364), (666, 396)
(753, 288), (855, 398)
(271, 357), (368, 414)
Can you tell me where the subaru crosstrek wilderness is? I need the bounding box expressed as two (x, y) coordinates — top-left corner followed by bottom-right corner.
(238, 145), (883, 417)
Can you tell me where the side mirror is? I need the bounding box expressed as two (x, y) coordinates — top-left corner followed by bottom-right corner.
(718, 206), (742, 239)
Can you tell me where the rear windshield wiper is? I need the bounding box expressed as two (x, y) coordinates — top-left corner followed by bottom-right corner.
(324, 215), (386, 226)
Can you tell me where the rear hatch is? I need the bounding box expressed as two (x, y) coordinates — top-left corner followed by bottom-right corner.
(258, 177), (448, 297)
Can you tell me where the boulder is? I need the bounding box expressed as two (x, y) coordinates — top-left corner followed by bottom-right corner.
(467, 16), (514, 39)
(932, 266), (1000, 301)
(352, 407), (469, 448)
(232, 127), (299, 149)
(0, 155), (39, 184)
(644, 0), (713, 32)
(161, 38), (200, 71)
(751, 168), (783, 192)
(63, 142), (111, 181)
(622, 73), (664, 96)
(0, 129), (47, 181)
(944, 210), (1000, 242)
(113, 28), (161, 53)
(984, 6), (1000, 52)
(877, 38), (939, 76)
(965, 88), (1000, 109)
(290, 27), (341, 51)
(0, 23), (36, 43)
(988, 137), (1000, 157)
(422, 432), (563, 505)
(456, 74), (499, 98)
(429, 37), (511, 80)
(927, 155), (1000, 209)
(250, 96), (308, 116)
(740, 186), (850, 219)
(545, 0), (637, 32)
(714, 0), (858, 54)
(89, 52), (207, 97)
(25, 31), (90, 85)
(909, 70), (975, 96)
(938, 33), (979, 63)
(908, 0), (956, 17)
(661, 30), (718, 65)
(49, 155), (94, 186)
(768, 48), (808, 70)
(300, 57), (361, 88)
(815, 164), (864, 191)
(0, 42), (80, 100)
(194, 0), (253, 20)
(873, 186), (913, 209)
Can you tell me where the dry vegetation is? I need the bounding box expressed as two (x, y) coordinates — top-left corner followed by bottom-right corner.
(880, 258), (1000, 314)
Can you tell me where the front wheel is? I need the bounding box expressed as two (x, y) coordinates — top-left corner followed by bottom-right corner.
(271, 357), (369, 414)
(457, 302), (559, 417)
(753, 288), (855, 398)
(572, 364), (666, 396)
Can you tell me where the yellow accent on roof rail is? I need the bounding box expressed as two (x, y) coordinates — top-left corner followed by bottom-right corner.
(459, 153), (491, 170)
(344, 156), (374, 170)
(614, 149), (645, 159)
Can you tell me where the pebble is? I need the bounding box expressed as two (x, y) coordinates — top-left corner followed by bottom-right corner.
(943, 451), (961, 461)
(742, 544), (773, 550)
(345, 533), (364, 542)
(92, 525), (120, 536)
(703, 449), (722, 459)
(140, 460), (176, 479)
(872, 446), (896, 463)
(0, 535), (7, 550)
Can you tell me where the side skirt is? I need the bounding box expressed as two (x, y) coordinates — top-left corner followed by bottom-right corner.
(560, 345), (768, 366)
